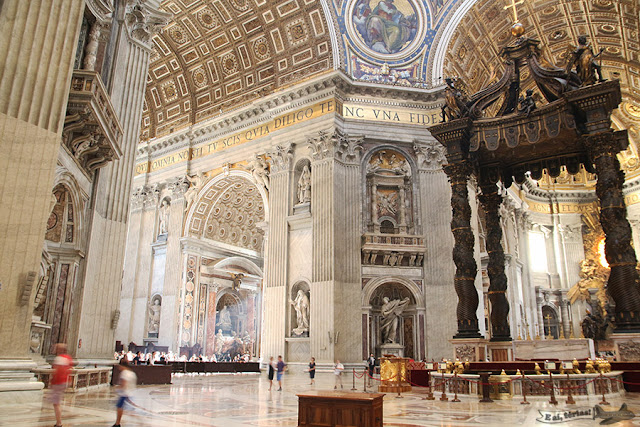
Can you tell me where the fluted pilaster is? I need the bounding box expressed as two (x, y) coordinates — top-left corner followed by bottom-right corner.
(0, 0), (85, 359)
(262, 169), (290, 359)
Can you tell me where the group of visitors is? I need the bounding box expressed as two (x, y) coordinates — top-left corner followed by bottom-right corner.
(266, 356), (375, 391)
(49, 343), (137, 427)
(114, 350), (253, 364)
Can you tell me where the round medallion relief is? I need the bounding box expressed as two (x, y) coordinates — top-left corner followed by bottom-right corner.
(346, 0), (426, 61)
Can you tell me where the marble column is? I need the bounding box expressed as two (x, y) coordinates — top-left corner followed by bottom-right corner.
(443, 162), (481, 338)
(559, 298), (570, 338)
(0, 0), (85, 399)
(73, 1), (169, 360)
(585, 131), (640, 332)
(479, 184), (511, 341)
(536, 296), (545, 338)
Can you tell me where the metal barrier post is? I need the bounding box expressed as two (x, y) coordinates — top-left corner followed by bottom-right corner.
(440, 372), (448, 401)
(424, 371), (435, 400)
(520, 373), (529, 405)
(565, 373), (575, 405)
(599, 372), (610, 405)
(548, 372), (558, 405)
(363, 368), (367, 392)
(451, 372), (460, 402)
(351, 369), (357, 391)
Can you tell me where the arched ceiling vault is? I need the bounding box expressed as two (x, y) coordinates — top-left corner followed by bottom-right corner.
(443, 0), (640, 181)
(142, 0), (334, 141)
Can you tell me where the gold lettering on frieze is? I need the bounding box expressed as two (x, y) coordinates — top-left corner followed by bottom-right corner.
(135, 99), (337, 175)
(526, 200), (598, 214)
(625, 192), (640, 206)
(340, 103), (441, 126)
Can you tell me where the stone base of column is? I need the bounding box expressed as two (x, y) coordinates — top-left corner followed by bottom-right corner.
(486, 341), (514, 362)
(613, 311), (640, 334)
(490, 325), (512, 342)
(610, 333), (640, 361)
(0, 359), (44, 404)
(454, 319), (482, 339)
(449, 338), (487, 362)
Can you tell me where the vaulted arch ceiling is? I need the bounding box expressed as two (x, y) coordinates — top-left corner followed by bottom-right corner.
(141, 0), (334, 141)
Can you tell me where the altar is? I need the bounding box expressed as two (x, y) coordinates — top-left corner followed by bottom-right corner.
(514, 338), (596, 361)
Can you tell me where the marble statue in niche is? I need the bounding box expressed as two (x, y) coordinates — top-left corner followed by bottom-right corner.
(297, 165), (311, 204)
(158, 199), (169, 236)
(216, 305), (232, 331)
(148, 295), (162, 336)
(184, 171), (206, 208)
(352, 0), (418, 55)
(247, 154), (270, 192)
(215, 329), (225, 354)
(380, 296), (410, 344)
(289, 289), (310, 336)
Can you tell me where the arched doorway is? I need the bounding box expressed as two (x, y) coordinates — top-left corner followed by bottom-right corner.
(363, 278), (425, 360)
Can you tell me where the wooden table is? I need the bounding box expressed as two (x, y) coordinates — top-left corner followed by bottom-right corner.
(297, 391), (384, 427)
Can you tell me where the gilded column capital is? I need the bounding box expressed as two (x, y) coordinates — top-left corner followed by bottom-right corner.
(584, 130), (628, 159)
(124, 0), (171, 48)
(443, 161), (473, 183)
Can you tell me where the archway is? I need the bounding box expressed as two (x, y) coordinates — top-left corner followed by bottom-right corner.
(362, 278), (425, 360)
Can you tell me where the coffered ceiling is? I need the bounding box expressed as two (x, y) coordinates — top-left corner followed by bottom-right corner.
(141, 0), (334, 141)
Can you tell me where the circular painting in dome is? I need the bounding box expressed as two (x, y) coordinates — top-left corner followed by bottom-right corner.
(350, 0), (422, 57)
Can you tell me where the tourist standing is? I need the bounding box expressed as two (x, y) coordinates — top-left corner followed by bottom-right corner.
(308, 357), (316, 385)
(267, 356), (276, 390)
(367, 353), (376, 386)
(333, 359), (344, 390)
(276, 355), (287, 391)
(113, 362), (137, 427)
(49, 343), (74, 427)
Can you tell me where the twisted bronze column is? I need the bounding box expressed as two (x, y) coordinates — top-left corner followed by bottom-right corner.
(444, 162), (481, 338)
(585, 131), (640, 332)
(479, 184), (511, 341)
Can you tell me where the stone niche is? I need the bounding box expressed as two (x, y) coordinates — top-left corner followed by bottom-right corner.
(365, 150), (413, 235)
(362, 149), (425, 267)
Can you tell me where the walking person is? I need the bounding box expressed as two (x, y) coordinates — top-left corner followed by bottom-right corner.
(276, 355), (286, 391)
(367, 353), (376, 387)
(308, 357), (316, 385)
(48, 343), (74, 427)
(267, 356), (276, 391)
(112, 362), (137, 427)
(333, 359), (344, 390)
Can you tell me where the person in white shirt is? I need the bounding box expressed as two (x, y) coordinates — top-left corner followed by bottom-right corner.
(334, 360), (344, 390)
(113, 363), (137, 427)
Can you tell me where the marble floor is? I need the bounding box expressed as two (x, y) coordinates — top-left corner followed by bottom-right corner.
(2, 371), (640, 426)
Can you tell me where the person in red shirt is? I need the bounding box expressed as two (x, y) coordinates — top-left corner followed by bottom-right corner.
(48, 343), (74, 427)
